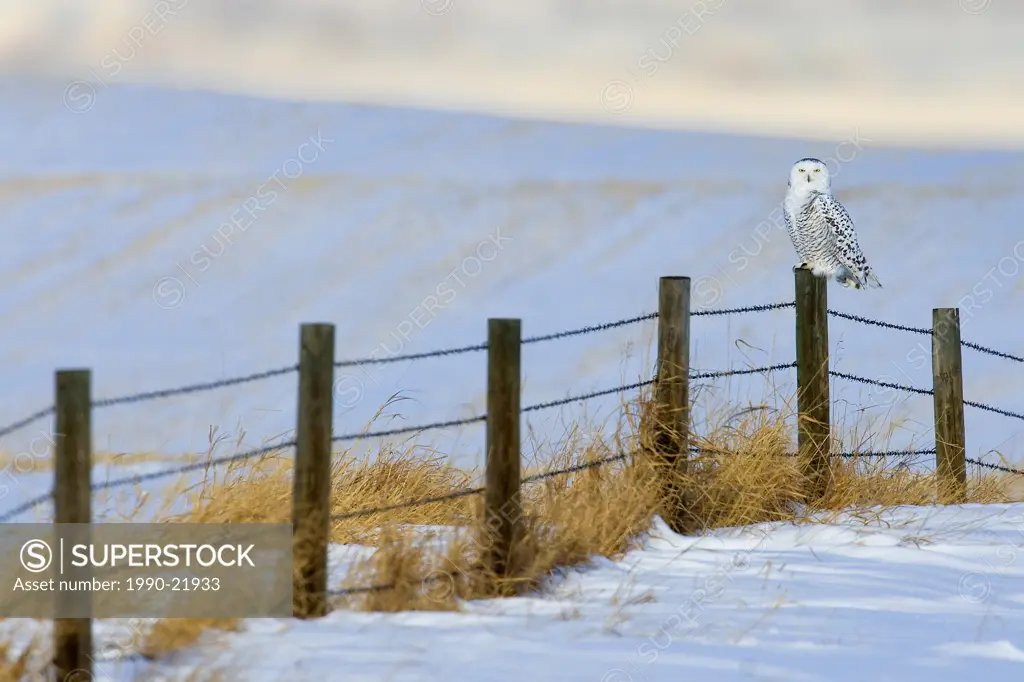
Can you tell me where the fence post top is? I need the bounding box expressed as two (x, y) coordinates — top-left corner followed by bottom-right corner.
(659, 276), (691, 283)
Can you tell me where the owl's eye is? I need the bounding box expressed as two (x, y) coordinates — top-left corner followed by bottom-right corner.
(814, 169), (820, 173)
(798, 169), (805, 173)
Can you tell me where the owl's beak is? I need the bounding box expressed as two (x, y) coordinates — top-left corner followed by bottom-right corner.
(805, 175), (812, 183)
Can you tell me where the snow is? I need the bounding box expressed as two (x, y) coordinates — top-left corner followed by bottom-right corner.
(0, 78), (1022, 524)
(4, 503), (1024, 680)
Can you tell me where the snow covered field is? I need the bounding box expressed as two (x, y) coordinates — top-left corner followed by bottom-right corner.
(4, 503), (1024, 680)
(0, 78), (1022, 525)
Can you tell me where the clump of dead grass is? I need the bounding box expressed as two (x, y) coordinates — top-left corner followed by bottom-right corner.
(118, 384), (1023, 636)
(138, 618), (240, 660)
(334, 385), (1022, 612)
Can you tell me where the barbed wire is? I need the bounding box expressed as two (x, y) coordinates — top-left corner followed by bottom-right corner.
(828, 370), (935, 396)
(692, 302), (795, 317)
(0, 440), (299, 523)
(834, 449), (936, 458)
(964, 399), (1024, 422)
(827, 309), (932, 335)
(967, 457), (1024, 476)
(690, 446), (936, 459)
(4, 298), (1023, 524)
(0, 405), (54, 441)
(334, 343), (488, 368)
(0, 379), (658, 522)
(692, 363), (797, 380)
(828, 309), (1023, 365)
(960, 340), (1024, 364)
(331, 453), (631, 523)
(326, 447), (1022, 600)
(92, 365), (298, 409)
(522, 313), (658, 344)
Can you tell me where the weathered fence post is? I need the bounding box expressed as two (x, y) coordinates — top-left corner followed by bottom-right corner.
(482, 318), (522, 594)
(794, 268), (831, 503)
(932, 308), (967, 503)
(292, 323), (335, 618)
(654, 276), (691, 533)
(53, 369), (93, 682)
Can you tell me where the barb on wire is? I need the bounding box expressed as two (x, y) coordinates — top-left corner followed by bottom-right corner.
(335, 342), (488, 368)
(692, 302), (795, 317)
(92, 365), (298, 409)
(522, 452), (629, 483)
(691, 363), (796, 380)
(0, 405), (55, 441)
(830, 308), (1024, 366)
(332, 311), (661, 368)
(523, 313), (658, 345)
(964, 399), (1024, 422)
(829, 370), (934, 396)
(331, 416), (488, 445)
(961, 340), (1024, 364)
(967, 457), (1024, 476)
(330, 486), (485, 522)
(833, 449), (936, 458)
(827, 309), (932, 336)
(522, 380), (655, 414)
(689, 446), (935, 459)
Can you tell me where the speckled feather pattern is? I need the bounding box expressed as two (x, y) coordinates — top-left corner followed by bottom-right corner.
(783, 159), (880, 290)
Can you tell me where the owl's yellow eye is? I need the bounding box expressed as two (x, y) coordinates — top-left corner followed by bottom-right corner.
(798, 169), (805, 173)
(814, 169), (820, 173)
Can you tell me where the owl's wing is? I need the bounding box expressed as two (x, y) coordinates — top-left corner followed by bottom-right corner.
(782, 195), (801, 256)
(818, 194), (871, 277)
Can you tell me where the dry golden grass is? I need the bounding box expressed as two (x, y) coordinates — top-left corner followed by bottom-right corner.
(0, 621), (240, 681)
(138, 618), (240, 660)
(329, 388), (1022, 612)
(6, 386), (1021, 670)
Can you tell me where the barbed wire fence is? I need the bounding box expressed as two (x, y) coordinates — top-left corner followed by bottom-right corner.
(1, 282), (1023, 628)
(1, 298), (1023, 528)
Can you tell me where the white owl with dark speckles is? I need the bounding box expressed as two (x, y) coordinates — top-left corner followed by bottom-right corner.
(783, 158), (881, 290)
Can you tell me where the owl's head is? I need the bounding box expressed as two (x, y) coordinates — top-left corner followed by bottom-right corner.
(788, 158), (830, 193)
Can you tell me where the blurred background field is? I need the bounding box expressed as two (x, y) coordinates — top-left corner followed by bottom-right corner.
(2, 0), (1023, 147)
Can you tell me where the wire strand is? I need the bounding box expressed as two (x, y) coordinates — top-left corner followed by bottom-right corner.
(692, 302), (795, 317)
(829, 370), (934, 396)
(961, 340), (1024, 364)
(0, 406), (55, 440)
(964, 399), (1024, 422)
(92, 366), (298, 409)
(827, 309), (931, 335)
(967, 457), (1024, 476)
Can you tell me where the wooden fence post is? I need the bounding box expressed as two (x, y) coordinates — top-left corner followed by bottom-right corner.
(655, 276), (691, 533)
(932, 308), (967, 503)
(292, 323), (335, 618)
(794, 268), (831, 503)
(482, 318), (522, 594)
(53, 369), (93, 682)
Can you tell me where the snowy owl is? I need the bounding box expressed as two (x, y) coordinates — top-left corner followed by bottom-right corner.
(783, 158), (881, 290)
